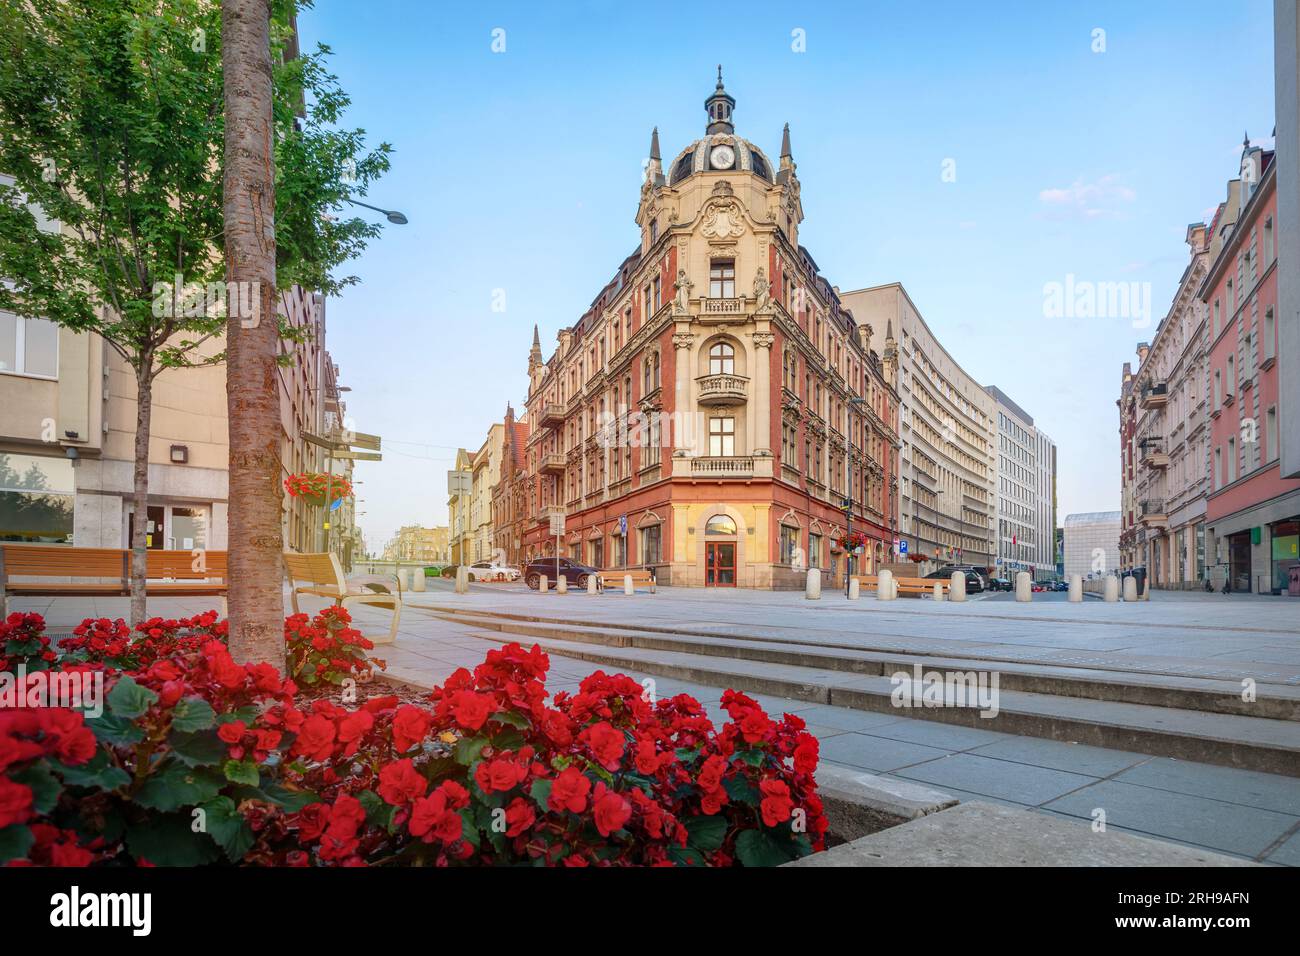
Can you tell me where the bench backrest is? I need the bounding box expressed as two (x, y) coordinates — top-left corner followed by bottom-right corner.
(601, 569), (654, 580)
(284, 551), (346, 590)
(854, 574), (944, 589)
(146, 549), (228, 580)
(0, 545), (127, 579)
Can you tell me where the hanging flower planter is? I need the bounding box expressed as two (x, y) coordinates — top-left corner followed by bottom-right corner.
(285, 472), (353, 507)
(834, 531), (868, 553)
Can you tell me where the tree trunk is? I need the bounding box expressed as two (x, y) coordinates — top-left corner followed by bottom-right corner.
(222, 0), (284, 667)
(129, 368), (153, 626)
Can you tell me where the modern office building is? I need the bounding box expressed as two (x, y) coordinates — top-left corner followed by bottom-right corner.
(986, 386), (1057, 581)
(841, 284), (996, 570)
(1063, 511), (1122, 581)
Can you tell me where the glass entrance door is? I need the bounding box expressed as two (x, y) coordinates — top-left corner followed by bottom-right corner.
(705, 541), (736, 586)
(1228, 532), (1252, 592)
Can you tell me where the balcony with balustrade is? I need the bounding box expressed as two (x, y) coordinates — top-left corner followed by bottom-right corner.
(696, 373), (748, 405)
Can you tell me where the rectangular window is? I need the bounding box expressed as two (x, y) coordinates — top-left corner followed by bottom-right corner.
(779, 525), (799, 565)
(640, 525), (661, 565)
(1267, 406), (1278, 462)
(0, 453), (75, 543)
(652, 276), (661, 311)
(709, 259), (735, 298)
(1227, 437), (1237, 483)
(1264, 307), (1276, 361)
(0, 311), (58, 378)
(808, 533), (822, 568)
(709, 416), (735, 456)
(612, 534), (627, 568)
(590, 537), (604, 569)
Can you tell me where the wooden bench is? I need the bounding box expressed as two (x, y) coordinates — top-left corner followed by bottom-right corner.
(596, 569), (657, 593)
(854, 573), (948, 598)
(284, 551), (402, 645)
(0, 544), (228, 615)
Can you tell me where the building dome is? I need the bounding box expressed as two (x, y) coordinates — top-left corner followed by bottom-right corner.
(667, 67), (776, 186)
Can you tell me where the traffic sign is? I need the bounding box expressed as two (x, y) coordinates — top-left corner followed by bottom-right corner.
(897, 539), (908, 555)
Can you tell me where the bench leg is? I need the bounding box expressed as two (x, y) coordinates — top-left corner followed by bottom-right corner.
(290, 588), (302, 616)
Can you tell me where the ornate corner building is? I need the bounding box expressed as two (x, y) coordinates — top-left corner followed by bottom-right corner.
(517, 71), (901, 588)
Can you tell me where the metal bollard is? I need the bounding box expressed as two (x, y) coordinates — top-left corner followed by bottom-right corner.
(877, 568), (894, 601)
(1015, 571), (1032, 602)
(1104, 575), (1119, 602)
(1068, 574), (1082, 602)
(805, 567), (822, 599)
(949, 570), (966, 602)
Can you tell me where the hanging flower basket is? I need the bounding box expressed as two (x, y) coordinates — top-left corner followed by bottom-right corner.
(285, 472), (353, 507)
(834, 531), (868, 553)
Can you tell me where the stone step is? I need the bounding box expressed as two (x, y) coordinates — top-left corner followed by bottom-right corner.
(446, 619), (1300, 778)
(428, 608), (1300, 722)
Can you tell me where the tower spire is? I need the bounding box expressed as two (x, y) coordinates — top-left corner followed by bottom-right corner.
(704, 65), (735, 134)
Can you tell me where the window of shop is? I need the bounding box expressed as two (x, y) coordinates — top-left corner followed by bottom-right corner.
(779, 524), (799, 565)
(569, 541), (582, 563)
(611, 533), (627, 568)
(0, 453), (74, 543)
(590, 537), (604, 569)
(1270, 520), (1298, 593)
(640, 525), (661, 565)
(808, 533), (822, 568)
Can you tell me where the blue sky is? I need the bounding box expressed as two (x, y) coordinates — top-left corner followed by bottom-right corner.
(297, 0), (1277, 552)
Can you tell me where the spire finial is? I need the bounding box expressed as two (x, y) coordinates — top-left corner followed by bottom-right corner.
(704, 66), (736, 134)
(1244, 130), (1250, 148)
(531, 324), (540, 348)
(649, 126), (661, 161)
(780, 122), (792, 159)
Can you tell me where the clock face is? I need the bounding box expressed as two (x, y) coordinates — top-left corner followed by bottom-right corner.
(710, 145), (735, 169)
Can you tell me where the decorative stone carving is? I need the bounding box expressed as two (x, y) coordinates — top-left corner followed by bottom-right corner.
(672, 330), (694, 350)
(673, 270), (693, 314)
(701, 201), (745, 242)
(752, 267), (771, 312)
(751, 330), (775, 350)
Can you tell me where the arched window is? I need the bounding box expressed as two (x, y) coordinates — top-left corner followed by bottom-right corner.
(653, 351), (660, 389)
(644, 357), (653, 394)
(705, 514), (737, 536)
(709, 342), (735, 375)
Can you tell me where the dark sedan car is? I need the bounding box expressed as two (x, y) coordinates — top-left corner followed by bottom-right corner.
(524, 557), (600, 590)
(925, 568), (984, 593)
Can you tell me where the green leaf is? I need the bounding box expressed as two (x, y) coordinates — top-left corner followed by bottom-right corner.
(107, 676), (158, 719)
(455, 735), (488, 766)
(222, 759), (261, 787)
(490, 710), (530, 730)
(88, 712), (145, 747)
(51, 751), (130, 791)
(667, 844), (705, 866)
(170, 696), (216, 733)
(0, 825), (35, 864)
(359, 789), (400, 833)
(684, 814), (729, 853)
(134, 760), (222, 812)
(169, 730), (227, 768)
(734, 828), (798, 868)
(261, 783), (320, 813)
(529, 777), (552, 811)
(125, 814), (220, 867)
(198, 797), (254, 863)
(13, 763), (60, 815)
(723, 775), (760, 804)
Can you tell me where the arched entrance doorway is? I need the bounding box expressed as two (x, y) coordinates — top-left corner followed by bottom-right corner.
(704, 513), (737, 586)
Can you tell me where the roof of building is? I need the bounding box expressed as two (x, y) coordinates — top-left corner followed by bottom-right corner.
(1063, 511), (1122, 526)
(667, 69), (776, 186)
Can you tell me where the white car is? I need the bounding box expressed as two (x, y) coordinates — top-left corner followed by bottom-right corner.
(466, 561), (521, 582)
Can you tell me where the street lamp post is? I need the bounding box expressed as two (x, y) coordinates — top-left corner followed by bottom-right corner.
(846, 396), (869, 598)
(342, 197), (409, 225)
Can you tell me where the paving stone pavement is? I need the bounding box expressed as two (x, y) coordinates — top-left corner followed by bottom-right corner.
(10, 586), (1300, 865)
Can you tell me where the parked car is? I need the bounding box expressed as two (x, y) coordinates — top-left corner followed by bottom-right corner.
(524, 557), (600, 590)
(925, 568), (984, 593)
(988, 577), (1013, 592)
(466, 560), (521, 582)
(1053, 580), (1070, 592)
(936, 564), (988, 592)
(1031, 582), (1046, 593)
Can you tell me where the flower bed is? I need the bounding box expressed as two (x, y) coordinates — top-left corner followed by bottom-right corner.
(1, 610), (826, 867)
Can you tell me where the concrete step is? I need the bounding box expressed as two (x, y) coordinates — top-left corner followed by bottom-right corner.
(444, 617), (1300, 778)
(428, 607), (1300, 722)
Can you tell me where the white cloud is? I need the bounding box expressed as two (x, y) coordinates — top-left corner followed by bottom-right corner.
(1037, 174), (1137, 220)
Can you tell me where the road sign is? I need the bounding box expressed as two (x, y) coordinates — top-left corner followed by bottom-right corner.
(897, 539), (908, 556)
(549, 512), (565, 536)
(332, 450), (382, 461)
(619, 514), (627, 536)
